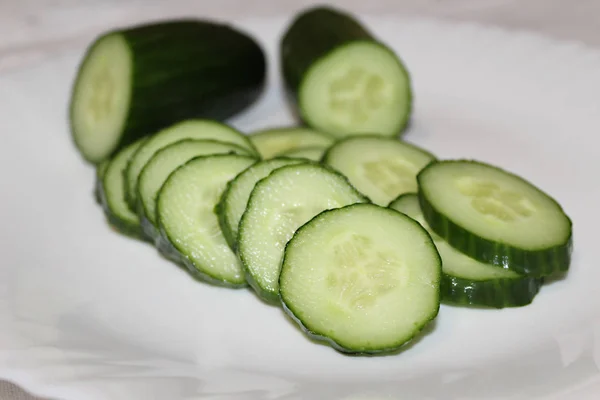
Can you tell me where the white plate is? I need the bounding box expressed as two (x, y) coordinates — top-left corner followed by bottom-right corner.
(1, 14), (600, 400)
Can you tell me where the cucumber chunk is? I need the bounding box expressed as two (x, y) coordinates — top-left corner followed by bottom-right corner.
(389, 194), (542, 308)
(238, 163), (369, 302)
(94, 160), (110, 204)
(217, 157), (307, 250)
(125, 119), (256, 210)
(157, 154), (256, 286)
(137, 139), (255, 240)
(280, 203), (441, 354)
(281, 6), (412, 138)
(279, 146), (327, 161)
(323, 136), (435, 205)
(418, 160), (573, 277)
(249, 127), (334, 159)
(97, 138), (148, 238)
(69, 19), (266, 163)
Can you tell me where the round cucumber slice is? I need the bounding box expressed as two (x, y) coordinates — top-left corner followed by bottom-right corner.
(237, 163), (369, 303)
(280, 203), (441, 354)
(125, 119), (257, 210)
(216, 157), (307, 250)
(157, 154), (256, 286)
(279, 146), (327, 161)
(137, 138), (254, 240)
(323, 135), (436, 206)
(417, 160), (573, 277)
(249, 127), (334, 159)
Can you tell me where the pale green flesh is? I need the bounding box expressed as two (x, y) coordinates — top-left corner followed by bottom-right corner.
(249, 127), (334, 159)
(138, 139), (253, 226)
(71, 33), (132, 163)
(280, 146), (327, 161)
(102, 138), (146, 224)
(300, 42), (410, 137)
(222, 158), (306, 247)
(280, 204), (440, 351)
(126, 120), (256, 209)
(238, 164), (368, 299)
(420, 161), (571, 249)
(157, 155), (256, 284)
(389, 194), (519, 280)
(324, 136), (435, 206)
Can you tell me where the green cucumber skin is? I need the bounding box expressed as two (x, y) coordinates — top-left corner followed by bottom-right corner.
(417, 189), (573, 278)
(70, 19), (267, 163)
(441, 274), (543, 308)
(280, 6), (412, 134)
(214, 193), (238, 251)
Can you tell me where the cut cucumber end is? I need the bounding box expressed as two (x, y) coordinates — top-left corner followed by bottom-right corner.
(280, 203), (441, 354)
(70, 33), (132, 163)
(299, 41), (411, 138)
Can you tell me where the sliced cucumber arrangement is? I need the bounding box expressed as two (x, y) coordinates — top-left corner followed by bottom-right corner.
(279, 146), (327, 161)
(238, 163), (369, 302)
(389, 194), (542, 308)
(418, 160), (572, 277)
(157, 154), (256, 286)
(69, 19), (266, 164)
(217, 157), (307, 250)
(280, 203), (441, 354)
(125, 119), (256, 210)
(249, 126), (334, 159)
(137, 139), (255, 240)
(281, 6), (412, 138)
(323, 136), (436, 205)
(73, 7), (575, 358)
(97, 138), (148, 238)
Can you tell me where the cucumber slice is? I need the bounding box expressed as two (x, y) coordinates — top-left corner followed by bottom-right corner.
(280, 203), (441, 354)
(94, 160), (110, 204)
(323, 136), (436, 206)
(137, 139), (255, 240)
(217, 157), (307, 250)
(281, 6), (412, 138)
(418, 160), (573, 277)
(249, 127), (334, 159)
(69, 19), (266, 163)
(125, 119), (256, 210)
(157, 154), (256, 286)
(238, 163), (369, 302)
(389, 194), (542, 308)
(97, 138), (148, 238)
(279, 146), (327, 161)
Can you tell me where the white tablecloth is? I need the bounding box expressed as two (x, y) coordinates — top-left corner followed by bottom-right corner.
(1, 0), (599, 398)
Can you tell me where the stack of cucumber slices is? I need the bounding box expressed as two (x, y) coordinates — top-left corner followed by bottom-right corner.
(72, 6), (573, 355)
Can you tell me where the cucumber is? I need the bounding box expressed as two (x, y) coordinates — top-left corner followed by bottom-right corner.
(97, 137), (148, 238)
(280, 203), (441, 354)
(323, 136), (435, 206)
(280, 6), (412, 138)
(157, 154), (256, 286)
(137, 139), (255, 240)
(279, 146), (327, 161)
(69, 19), (266, 164)
(249, 127), (334, 159)
(389, 194), (542, 308)
(418, 160), (573, 277)
(125, 119), (257, 210)
(217, 157), (307, 250)
(94, 160), (110, 203)
(238, 163), (369, 302)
